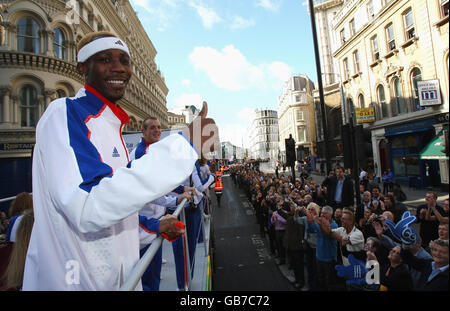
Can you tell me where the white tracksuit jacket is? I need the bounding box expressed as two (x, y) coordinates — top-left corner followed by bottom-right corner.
(22, 85), (197, 290)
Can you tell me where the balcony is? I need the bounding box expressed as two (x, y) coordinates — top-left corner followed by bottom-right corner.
(0, 51), (83, 83)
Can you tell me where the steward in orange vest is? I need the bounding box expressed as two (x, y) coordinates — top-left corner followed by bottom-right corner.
(214, 176), (223, 206)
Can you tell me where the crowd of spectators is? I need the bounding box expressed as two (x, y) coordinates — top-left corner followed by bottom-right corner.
(230, 163), (449, 291)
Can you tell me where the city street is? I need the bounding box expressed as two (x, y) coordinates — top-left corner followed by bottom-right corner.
(211, 175), (295, 291)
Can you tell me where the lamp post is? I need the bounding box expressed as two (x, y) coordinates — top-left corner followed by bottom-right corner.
(307, 0), (331, 174)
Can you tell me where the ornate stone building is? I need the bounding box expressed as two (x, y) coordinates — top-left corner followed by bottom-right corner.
(0, 0), (169, 200)
(277, 75), (316, 163)
(167, 111), (186, 130)
(328, 0), (449, 188)
(248, 109), (279, 163)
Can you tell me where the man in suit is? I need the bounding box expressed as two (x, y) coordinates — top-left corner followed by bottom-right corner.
(329, 166), (354, 211)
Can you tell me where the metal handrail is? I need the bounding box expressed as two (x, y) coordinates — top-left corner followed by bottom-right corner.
(0, 196), (17, 204)
(119, 197), (190, 291)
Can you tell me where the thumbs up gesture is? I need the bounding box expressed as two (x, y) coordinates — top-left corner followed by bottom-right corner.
(183, 101), (220, 159)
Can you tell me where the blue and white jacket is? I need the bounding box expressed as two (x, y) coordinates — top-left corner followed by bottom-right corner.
(130, 137), (181, 249)
(23, 85), (197, 290)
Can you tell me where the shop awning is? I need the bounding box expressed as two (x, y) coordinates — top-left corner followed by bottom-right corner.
(420, 128), (448, 160)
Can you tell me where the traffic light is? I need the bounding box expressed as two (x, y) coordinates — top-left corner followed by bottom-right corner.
(341, 124), (352, 169)
(285, 136), (296, 166)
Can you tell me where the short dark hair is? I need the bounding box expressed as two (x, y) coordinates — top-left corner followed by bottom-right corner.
(142, 117), (159, 129)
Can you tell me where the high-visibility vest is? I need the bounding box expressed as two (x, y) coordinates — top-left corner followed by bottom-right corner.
(214, 178), (223, 192)
(217, 170), (223, 177)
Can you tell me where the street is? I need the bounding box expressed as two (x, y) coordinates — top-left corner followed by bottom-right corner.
(211, 175), (295, 291)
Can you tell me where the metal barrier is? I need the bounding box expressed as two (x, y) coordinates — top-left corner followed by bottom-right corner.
(119, 197), (191, 291)
(0, 196), (19, 204)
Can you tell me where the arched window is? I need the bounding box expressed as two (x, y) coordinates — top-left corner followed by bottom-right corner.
(56, 89), (67, 98)
(19, 84), (38, 127)
(392, 77), (404, 116)
(377, 85), (388, 118)
(53, 28), (66, 60)
(17, 17), (41, 54)
(410, 67), (423, 112)
(358, 94), (365, 108)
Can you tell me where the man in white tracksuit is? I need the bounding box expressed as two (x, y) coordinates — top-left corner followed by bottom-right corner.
(22, 31), (218, 290)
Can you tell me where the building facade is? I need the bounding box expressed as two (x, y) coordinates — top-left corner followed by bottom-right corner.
(167, 111), (186, 130)
(278, 75), (316, 164)
(330, 0), (449, 188)
(0, 0), (169, 201)
(248, 109), (279, 162)
(313, 0), (346, 172)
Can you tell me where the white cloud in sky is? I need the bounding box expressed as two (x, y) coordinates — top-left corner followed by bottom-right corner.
(181, 79), (192, 87)
(219, 107), (256, 148)
(219, 122), (250, 148)
(189, 45), (292, 91)
(130, 0), (180, 31)
(169, 93), (204, 114)
(189, 1), (222, 29)
(237, 107), (256, 123)
(256, 0), (282, 12)
(229, 16), (255, 30)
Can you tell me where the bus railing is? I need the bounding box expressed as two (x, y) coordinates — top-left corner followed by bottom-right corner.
(119, 197), (191, 291)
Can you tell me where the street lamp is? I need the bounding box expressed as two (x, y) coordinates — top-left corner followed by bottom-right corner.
(307, 0), (331, 174)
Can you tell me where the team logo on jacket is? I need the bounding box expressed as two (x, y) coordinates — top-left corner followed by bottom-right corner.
(112, 147), (120, 158)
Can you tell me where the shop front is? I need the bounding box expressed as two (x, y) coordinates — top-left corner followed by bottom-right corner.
(384, 116), (443, 189)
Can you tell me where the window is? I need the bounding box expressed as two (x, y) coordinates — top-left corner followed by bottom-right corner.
(297, 127), (305, 142)
(53, 28), (66, 60)
(17, 17), (41, 54)
(358, 94), (365, 108)
(403, 8), (415, 40)
(392, 77), (404, 115)
(296, 110), (303, 121)
(367, 0), (374, 18)
(353, 50), (360, 73)
(295, 95), (301, 103)
(385, 23), (396, 51)
(410, 67), (423, 112)
(377, 85), (388, 118)
(340, 29), (346, 43)
(19, 85), (38, 127)
(441, 0), (449, 17)
(56, 89), (67, 98)
(343, 58), (350, 80)
(371, 35), (380, 61)
(349, 19), (356, 36)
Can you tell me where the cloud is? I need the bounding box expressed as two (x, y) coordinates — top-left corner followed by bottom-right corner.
(181, 79), (192, 87)
(130, 0), (180, 31)
(256, 0), (283, 12)
(237, 107), (256, 122)
(229, 16), (255, 30)
(169, 93), (204, 114)
(219, 122), (250, 148)
(189, 1), (222, 29)
(189, 45), (292, 91)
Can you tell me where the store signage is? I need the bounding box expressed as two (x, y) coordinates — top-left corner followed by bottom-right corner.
(0, 143), (34, 151)
(355, 107), (376, 124)
(418, 80), (441, 107)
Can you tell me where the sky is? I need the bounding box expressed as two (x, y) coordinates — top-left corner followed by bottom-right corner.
(129, 0), (317, 148)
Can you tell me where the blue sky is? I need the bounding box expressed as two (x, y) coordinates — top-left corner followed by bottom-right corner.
(129, 0), (317, 147)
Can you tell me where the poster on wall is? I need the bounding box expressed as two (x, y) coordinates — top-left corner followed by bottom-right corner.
(418, 79), (441, 107)
(355, 107), (376, 124)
